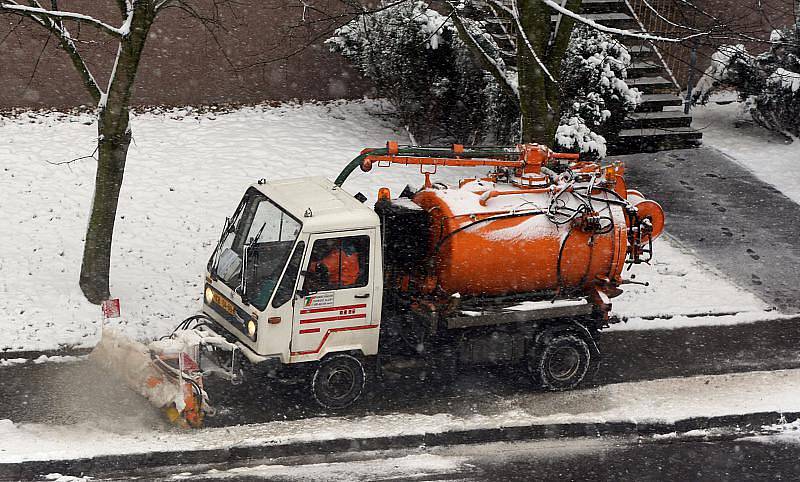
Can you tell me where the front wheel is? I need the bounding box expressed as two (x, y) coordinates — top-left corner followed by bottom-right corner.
(529, 333), (592, 391)
(311, 353), (366, 409)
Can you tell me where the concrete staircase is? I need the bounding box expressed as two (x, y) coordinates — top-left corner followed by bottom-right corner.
(472, 0), (702, 153)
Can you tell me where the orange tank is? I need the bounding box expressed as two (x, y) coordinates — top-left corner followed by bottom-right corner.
(410, 169), (663, 298)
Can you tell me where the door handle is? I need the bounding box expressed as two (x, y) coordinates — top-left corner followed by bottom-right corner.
(354, 293), (370, 299)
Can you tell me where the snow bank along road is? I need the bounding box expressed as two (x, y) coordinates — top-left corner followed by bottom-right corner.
(1, 368), (799, 475)
(71, 428), (800, 481)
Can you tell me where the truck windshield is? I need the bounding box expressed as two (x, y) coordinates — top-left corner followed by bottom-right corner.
(211, 188), (302, 310)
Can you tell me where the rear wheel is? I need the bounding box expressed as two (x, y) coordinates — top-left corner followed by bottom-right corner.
(530, 333), (592, 391)
(311, 354), (366, 409)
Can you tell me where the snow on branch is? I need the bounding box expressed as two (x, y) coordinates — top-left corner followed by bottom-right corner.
(0, 2), (129, 38)
(542, 0), (708, 43)
(0, 1), (105, 103)
(447, 2), (519, 98)
(487, 0), (556, 84)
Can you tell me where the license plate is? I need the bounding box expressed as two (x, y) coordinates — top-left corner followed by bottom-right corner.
(213, 292), (236, 316)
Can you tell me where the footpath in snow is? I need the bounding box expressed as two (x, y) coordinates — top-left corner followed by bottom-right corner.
(0, 100), (784, 353)
(690, 93), (800, 205)
(0, 368), (798, 464)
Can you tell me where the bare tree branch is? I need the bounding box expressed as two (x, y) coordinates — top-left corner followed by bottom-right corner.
(0, 15), (23, 46)
(3, 2), (104, 103)
(447, 1), (519, 98)
(542, 0), (710, 43)
(0, 2), (127, 38)
(45, 145), (98, 167)
(488, 0), (556, 83)
(24, 27), (51, 90)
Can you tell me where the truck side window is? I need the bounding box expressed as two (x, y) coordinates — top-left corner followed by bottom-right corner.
(271, 241), (305, 308)
(305, 236), (369, 292)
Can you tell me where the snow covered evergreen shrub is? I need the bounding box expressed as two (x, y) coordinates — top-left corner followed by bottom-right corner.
(328, 6), (638, 154)
(326, 2), (518, 143)
(556, 26), (641, 158)
(692, 28), (800, 140)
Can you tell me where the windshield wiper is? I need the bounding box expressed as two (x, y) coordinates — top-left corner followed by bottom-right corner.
(239, 222), (267, 301)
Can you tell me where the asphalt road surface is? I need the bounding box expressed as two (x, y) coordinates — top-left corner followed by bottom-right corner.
(1, 315), (798, 428)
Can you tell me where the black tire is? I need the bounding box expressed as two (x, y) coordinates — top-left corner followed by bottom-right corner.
(529, 333), (592, 391)
(311, 353), (366, 409)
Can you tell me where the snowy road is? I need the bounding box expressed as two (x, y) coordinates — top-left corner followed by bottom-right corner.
(2, 316), (798, 428)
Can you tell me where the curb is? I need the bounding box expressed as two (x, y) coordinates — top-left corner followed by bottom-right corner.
(1, 411), (797, 480)
(0, 348), (91, 364)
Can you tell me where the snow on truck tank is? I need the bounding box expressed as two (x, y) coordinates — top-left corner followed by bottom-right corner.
(411, 179), (630, 297)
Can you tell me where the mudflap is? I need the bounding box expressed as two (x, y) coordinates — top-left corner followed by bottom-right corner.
(90, 318), (240, 428)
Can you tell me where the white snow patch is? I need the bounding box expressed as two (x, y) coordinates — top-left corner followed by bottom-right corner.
(612, 236), (772, 324)
(610, 310), (796, 331)
(33, 355), (87, 364)
(506, 299), (588, 312)
(0, 358), (27, 367)
(0, 100), (779, 353)
(44, 474), (92, 482)
(196, 453), (466, 481)
(747, 418), (800, 445)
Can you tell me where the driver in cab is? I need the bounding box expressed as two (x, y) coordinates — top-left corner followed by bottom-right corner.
(308, 239), (361, 291)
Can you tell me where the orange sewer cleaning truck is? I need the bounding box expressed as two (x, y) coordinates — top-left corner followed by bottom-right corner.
(91, 142), (664, 427)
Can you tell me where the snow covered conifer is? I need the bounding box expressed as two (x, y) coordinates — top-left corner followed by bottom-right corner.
(328, 5), (638, 154)
(326, 1), (518, 144)
(693, 28), (800, 140)
(556, 27), (641, 158)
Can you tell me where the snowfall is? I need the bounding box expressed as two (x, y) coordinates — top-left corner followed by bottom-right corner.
(0, 97), (793, 353)
(1, 96), (799, 469)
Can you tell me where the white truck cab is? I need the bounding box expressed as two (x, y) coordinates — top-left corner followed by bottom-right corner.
(203, 177), (384, 368)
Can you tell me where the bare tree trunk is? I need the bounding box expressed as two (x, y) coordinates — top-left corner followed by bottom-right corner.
(79, 3), (154, 303)
(80, 121), (131, 303)
(795, 0), (800, 35)
(517, 0), (555, 143)
(543, 0), (582, 144)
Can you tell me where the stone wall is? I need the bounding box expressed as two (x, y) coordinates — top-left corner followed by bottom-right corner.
(0, 0), (371, 109)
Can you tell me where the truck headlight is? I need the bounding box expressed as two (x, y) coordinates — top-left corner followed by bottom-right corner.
(205, 287), (214, 304)
(247, 320), (257, 338)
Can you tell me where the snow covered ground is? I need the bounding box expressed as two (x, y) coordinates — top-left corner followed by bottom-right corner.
(1, 368), (798, 463)
(0, 100), (780, 352)
(690, 93), (800, 205)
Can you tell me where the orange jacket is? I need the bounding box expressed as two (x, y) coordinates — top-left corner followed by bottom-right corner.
(317, 248), (360, 287)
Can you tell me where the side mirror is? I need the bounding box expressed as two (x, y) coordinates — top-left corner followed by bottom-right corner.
(296, 269), (320, 299)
